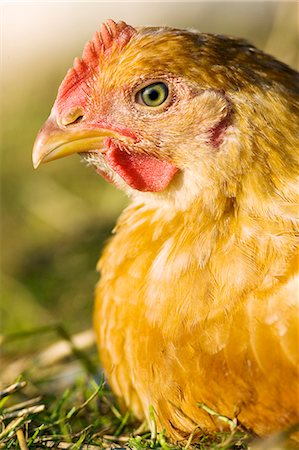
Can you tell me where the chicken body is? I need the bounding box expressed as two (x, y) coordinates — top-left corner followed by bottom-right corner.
(33, 21), (299, 441)
(96, 197), (298, 440)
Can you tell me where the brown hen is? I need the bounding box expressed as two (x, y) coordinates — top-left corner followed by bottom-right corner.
(33, 20), (299, 443)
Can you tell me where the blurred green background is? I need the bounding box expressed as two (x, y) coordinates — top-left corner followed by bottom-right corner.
(1, 2), (298, 356)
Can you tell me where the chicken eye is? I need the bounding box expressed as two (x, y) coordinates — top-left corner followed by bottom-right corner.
(136, 82), (169, 107)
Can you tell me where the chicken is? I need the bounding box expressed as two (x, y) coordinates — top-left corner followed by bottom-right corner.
(32, 20), (299, 442)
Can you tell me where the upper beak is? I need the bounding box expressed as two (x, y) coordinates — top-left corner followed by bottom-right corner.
(32, 113), (118, 169)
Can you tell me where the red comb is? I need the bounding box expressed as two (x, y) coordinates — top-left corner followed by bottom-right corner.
(80, 19), (136, 72)
(56, 20), (136, 106)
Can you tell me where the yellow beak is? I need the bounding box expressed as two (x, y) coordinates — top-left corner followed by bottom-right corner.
(32, 113), (118, 169)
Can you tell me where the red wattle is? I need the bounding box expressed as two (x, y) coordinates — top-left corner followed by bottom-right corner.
(105, 142), (178, 192)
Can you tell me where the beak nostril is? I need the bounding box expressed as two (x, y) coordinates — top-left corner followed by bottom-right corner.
(68, 115), (84, 125)
(60, 109), (84, 126)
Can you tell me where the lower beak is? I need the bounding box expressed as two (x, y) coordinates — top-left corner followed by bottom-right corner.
(32, 114), (118, 169)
